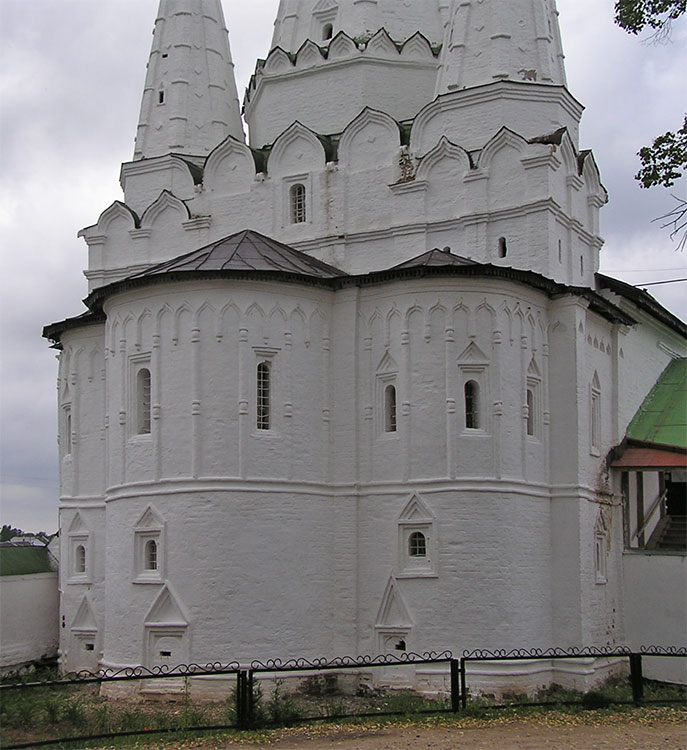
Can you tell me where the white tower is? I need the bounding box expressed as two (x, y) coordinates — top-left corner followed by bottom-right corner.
(244, 0), (451, 147)
(133, 0), (244, 160)
(435, 0), (567, 94)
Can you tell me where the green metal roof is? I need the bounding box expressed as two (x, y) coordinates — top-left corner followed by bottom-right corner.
(626, 358), (687, 449)
(0, 546), (55, 577)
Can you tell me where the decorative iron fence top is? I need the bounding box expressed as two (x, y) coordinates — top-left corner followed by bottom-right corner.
(462, 645), (635, 660)
(0, 661), (241, 690)
(250, 650), (454, 672)
(640, 645), (687, 656)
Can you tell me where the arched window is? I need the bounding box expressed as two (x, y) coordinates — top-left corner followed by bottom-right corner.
(498, 237), (507, 258)
(408, 531), (427, 558)
(384, 384), (397, 433)
(145, 540), (158, 571)
(464, 380), (480, 429)
(322, 23), (333, 40)
(75, 545), (86, 574)
(257, 361), (271, 430)
(526, 388), (534, 436)
(290, 183), (306, 224)
(137, 368), (152, 434)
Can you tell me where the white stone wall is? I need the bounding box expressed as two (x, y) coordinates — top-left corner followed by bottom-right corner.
(56, 269), (643, 673)
(623, 553), (687, 684)
(0, 573), (58, 669)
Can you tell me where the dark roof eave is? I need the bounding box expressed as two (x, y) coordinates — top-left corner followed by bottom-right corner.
(42, 311), (106, 347)
(47, 264), (637, 345)
(597, 273), (686, 336)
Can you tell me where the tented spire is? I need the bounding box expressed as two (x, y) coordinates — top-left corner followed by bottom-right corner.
(133, 0), (244, 160)
(435, 0), (567, 96)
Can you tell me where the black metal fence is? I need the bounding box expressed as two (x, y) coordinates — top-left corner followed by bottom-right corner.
(1, 646), (685, 749)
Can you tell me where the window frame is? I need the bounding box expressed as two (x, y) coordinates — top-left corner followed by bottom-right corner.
(129, 355), (153, 439)
(283, 175), (311, 228)
(133, 507), (164, 584)
(67, 533), (90, 584)
(590, 376), (601, 455)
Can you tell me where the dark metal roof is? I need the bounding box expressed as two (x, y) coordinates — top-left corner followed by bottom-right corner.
(44, 233), (644, 346)
(127, 229), (344, 279)
(597, 273), (687, 337)
(390, 247), (476, 269)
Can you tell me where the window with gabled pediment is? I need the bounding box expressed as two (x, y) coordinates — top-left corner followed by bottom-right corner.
(130, 355), (152, 437)
(457, 341), (489, 434)
(133, 506), (164, 583)
(397, 494), (437, 578)
(376, 351), (399, 437)
(67, 512), (90, 584)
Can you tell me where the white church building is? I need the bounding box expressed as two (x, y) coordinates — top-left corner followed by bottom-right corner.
(44, 0), (686, 688)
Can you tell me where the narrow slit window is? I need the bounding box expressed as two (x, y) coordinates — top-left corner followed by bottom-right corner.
(257, 361), (271, 430)
(384, 384), (397, 433)
(290, 183), (306, 224)
(65, 409), (72, 454)
(558, 239), (562, 263)
(145, 540), (158, 571)
(580, 255), (584, 275)
(408, 531), (427, 557)
(158, 89), (165, 104)
(498, 237), (507, 258)
(137, 368), (152, 434)
(591, 389), (601, 451)
(464, 380), (480, 429)
(322, 23), (333, 40)
(75, 545), (86, 574)
(526, 388), (534, 436)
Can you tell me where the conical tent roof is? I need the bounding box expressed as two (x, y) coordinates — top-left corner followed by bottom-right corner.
(127, 229), (345, 279)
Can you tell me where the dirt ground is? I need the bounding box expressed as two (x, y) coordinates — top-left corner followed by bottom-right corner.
(240, 720), (687, 749)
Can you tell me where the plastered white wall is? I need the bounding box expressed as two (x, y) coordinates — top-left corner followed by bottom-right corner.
(0, 573), (59, 668)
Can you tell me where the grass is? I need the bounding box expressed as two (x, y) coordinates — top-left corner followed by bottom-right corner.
(0, 673), (684, 748)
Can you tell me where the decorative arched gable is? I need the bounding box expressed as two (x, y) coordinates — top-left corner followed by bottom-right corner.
(338, 108), (402, 171)
(327, 31), (357, 60)
(415, 136), (471, 181)
(263, 47), (293, 75)
(400, 32), (435, 60)
(139, 190), (191, 230)
(267, 122), (328, 177)
(477, 127), (529, 172)
(295, 39), (325, 69)
(364, 29), (398, 59)
(86, 200), (140, 235)
(204, 135), (256, 194)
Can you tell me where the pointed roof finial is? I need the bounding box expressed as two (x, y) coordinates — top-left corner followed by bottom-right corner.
(435, 0), (567, 96)
(134, 0), (244, 160)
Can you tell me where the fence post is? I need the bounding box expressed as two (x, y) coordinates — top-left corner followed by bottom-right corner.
(460, 658), (467, 711)
(236, 670), (248, 729)
(629, 654), (643, 705)
(450, 659), (460, 712)
(247, 670), (255, 729)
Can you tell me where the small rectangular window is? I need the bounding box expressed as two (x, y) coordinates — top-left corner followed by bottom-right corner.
(257, 361), (270, 430)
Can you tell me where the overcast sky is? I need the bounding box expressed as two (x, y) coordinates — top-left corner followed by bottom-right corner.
(0, 0), (685, 534)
